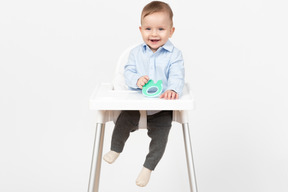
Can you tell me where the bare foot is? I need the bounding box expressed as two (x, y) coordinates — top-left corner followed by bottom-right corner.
(136, 167), (152, 187)
(103, 151), (120, 164)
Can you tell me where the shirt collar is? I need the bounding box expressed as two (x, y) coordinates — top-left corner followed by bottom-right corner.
(142, 40), (174, 53)
(162, 40), (174, 52)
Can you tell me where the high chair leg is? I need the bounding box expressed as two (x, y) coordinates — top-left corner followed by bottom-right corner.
(182, 123), (198, 192)
(88, 123), (105, 192)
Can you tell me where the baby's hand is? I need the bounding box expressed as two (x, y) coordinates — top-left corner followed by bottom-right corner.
(137, 75), (149, 89)
(160, 90), (179, 100)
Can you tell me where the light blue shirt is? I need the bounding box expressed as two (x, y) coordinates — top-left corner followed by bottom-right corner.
(124, 40), (185, 96)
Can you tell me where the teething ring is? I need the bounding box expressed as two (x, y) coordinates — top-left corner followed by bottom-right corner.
(142, 80), (163, 97)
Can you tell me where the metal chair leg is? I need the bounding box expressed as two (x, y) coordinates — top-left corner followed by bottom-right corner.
(182, 123), (198, 192)
(88, 123), (105, 192)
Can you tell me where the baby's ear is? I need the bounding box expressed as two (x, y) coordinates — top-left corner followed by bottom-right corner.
(139, 26), (142, 32)
(170, 27), (175, 37)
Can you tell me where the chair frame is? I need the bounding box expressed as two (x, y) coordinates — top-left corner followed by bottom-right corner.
(88, 45), (198, 192)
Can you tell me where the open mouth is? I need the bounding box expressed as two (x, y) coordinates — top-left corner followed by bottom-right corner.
(150, 39), (160, 43)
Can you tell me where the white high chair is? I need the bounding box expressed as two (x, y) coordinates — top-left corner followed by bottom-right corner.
(88, 45), (198, 192)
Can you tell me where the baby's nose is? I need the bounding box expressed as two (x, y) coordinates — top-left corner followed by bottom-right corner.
(152, 29), (158, 35)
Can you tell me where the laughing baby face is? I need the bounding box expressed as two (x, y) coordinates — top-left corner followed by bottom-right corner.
(139, 11), (175, 52)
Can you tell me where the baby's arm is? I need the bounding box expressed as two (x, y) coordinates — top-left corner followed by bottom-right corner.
(124, 49), (142, 89)
(164, 50), (185, 99)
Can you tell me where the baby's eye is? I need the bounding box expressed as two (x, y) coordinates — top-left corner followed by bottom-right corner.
(159, 28), (164, 31)
(145, 28), (151, 30)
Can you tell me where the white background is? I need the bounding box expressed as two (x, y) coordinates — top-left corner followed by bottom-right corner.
(1, 0), (288, 192)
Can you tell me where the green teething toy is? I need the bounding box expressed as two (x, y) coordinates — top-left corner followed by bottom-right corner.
(142, 80), (163, 97)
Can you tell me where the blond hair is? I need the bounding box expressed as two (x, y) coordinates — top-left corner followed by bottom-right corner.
(141, 1), (174, 26)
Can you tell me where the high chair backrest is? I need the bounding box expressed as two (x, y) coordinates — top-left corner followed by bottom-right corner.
(113, 44), (137, 90)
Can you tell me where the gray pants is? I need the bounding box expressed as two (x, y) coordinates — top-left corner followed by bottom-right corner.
(110, 110), (172, 170)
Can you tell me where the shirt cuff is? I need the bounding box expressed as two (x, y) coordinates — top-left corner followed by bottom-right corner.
(167, 81), (184, 96)
(126, 74), (142, 89)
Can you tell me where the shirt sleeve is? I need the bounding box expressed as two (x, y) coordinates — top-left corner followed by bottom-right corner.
(124, 49), (142, 89)
(167, 50), (185, 96)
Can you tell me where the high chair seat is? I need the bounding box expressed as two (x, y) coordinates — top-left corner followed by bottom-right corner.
(87, 45), (198, 192)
